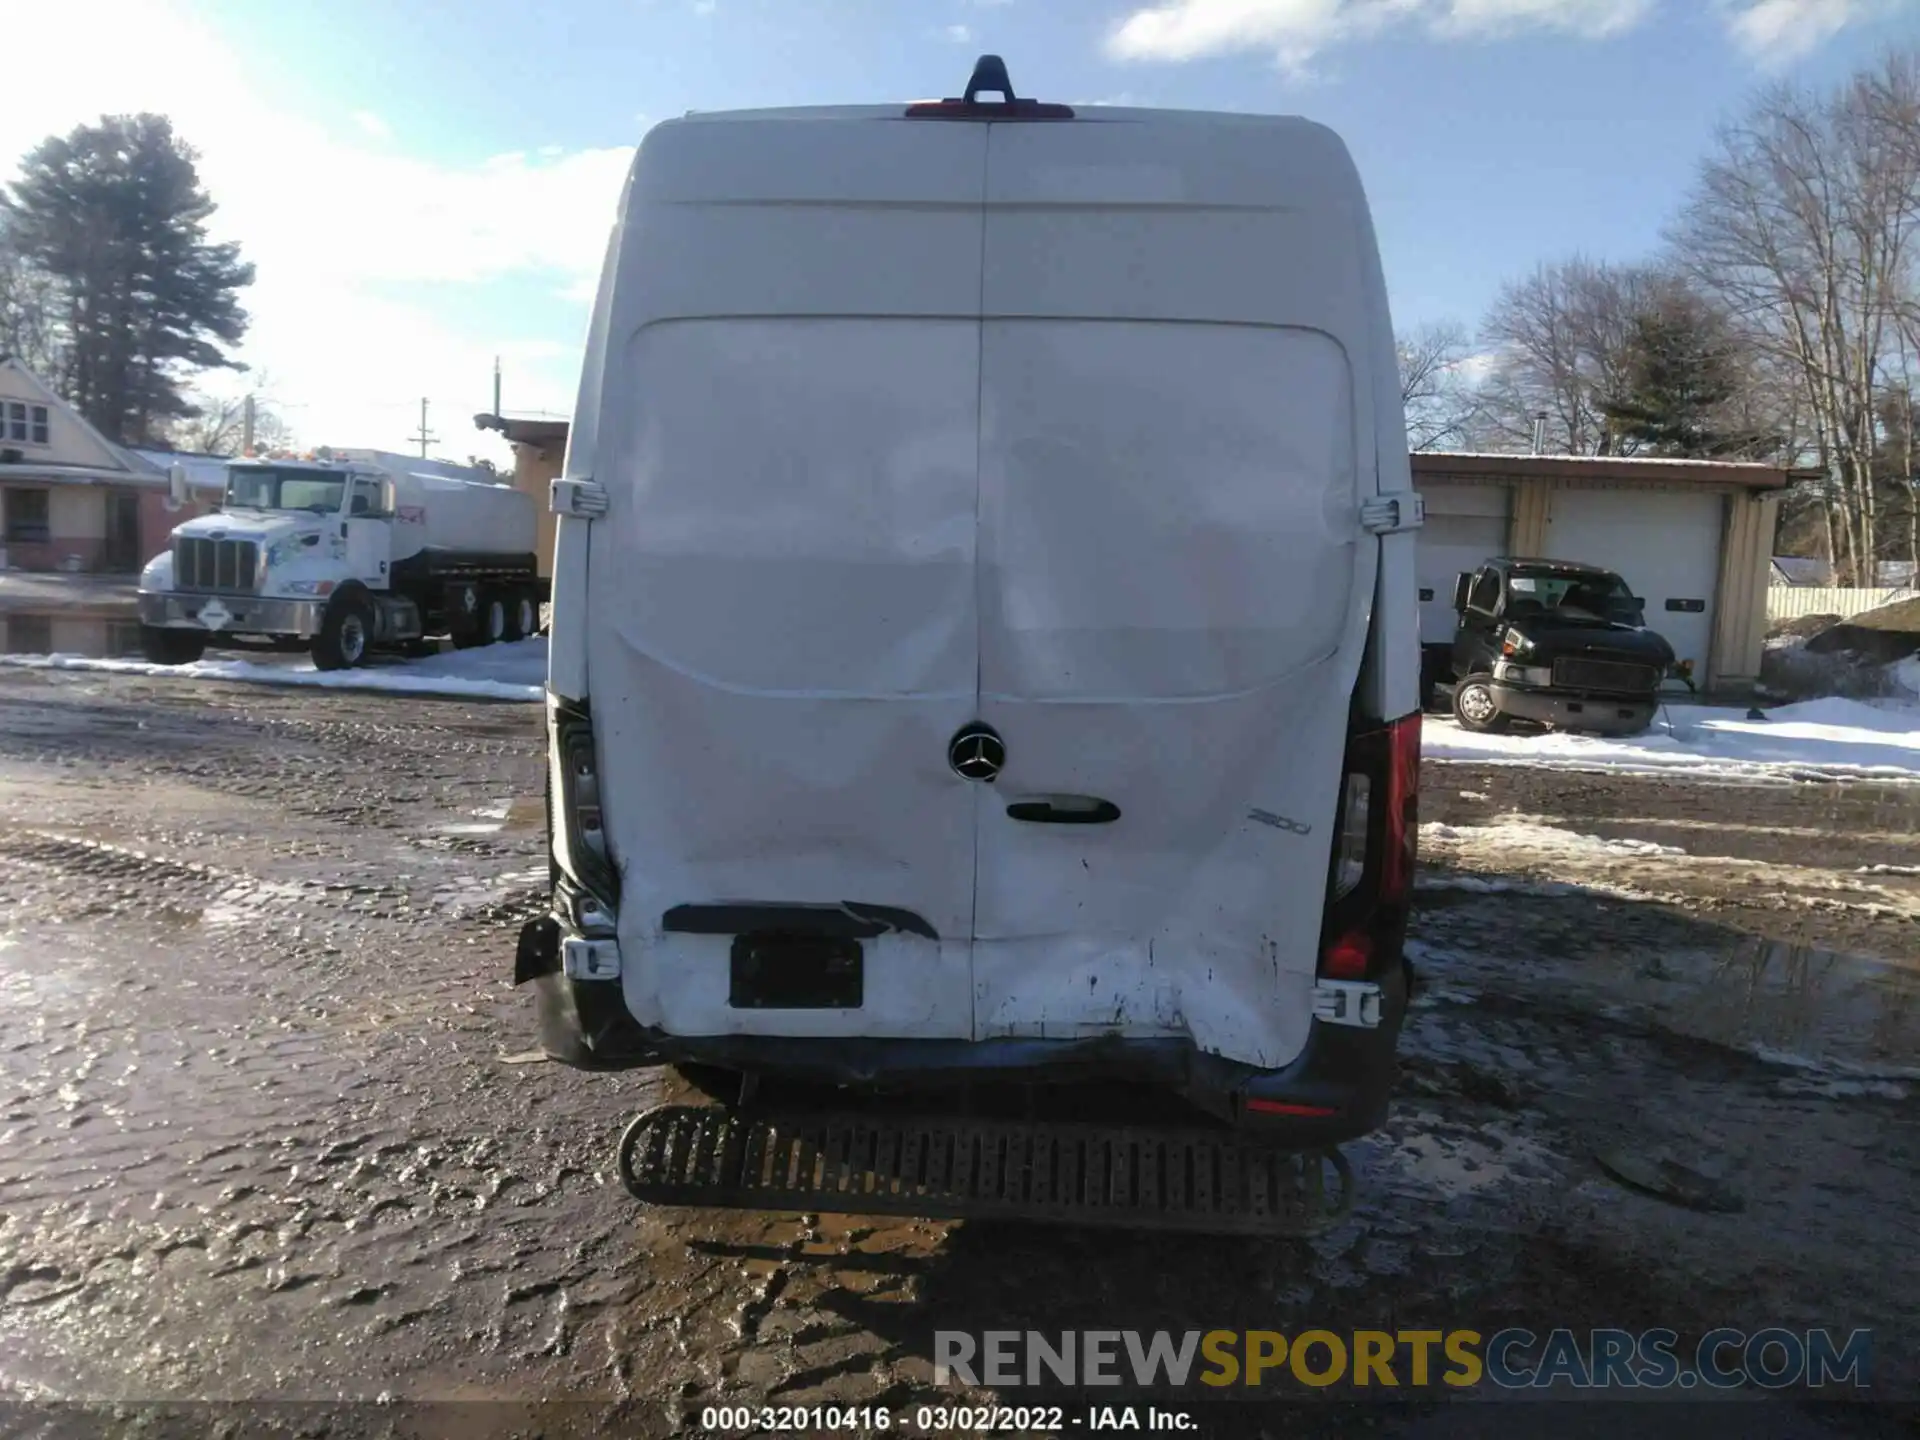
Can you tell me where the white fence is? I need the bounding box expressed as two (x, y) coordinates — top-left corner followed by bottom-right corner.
(1767, 585), (1911, 622)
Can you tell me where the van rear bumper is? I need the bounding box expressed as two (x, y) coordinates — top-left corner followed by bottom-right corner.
(526, 948), (1409, 1146)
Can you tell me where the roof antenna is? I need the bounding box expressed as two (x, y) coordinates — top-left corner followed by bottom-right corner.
(965, 55), (1015, 104)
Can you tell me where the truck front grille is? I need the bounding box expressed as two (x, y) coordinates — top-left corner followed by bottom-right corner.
(1553, 656), (1658, 693)
(174, 537), (259, 593)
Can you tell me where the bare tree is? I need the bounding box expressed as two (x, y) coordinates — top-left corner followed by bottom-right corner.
(168, 372), (294, 455)
(0, 232), (65, 378)
(1396, 319), (1484, 451)
(1474, 258), (1670, 455)
(1669, 51), (1920, 582)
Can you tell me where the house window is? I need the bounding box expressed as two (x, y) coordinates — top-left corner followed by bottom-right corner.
(4, 487), (52, 543)
(6, 401), (51, 445)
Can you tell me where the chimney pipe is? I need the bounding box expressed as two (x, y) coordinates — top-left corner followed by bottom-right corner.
(1531, 413), (1548, 456)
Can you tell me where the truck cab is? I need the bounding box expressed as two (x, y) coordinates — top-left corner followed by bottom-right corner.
(138, 451), (546, 670)
(1447, 557), (1680, 736)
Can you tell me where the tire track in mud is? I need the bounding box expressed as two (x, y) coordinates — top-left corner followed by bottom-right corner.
(0, 830), (413, 917)
(0, 830), (550, 951)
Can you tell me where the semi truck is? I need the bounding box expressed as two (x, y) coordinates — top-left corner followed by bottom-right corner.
(137, 449), (548, 671)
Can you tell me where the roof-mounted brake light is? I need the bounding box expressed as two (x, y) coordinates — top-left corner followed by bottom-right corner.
(906, 55), (1074, 121)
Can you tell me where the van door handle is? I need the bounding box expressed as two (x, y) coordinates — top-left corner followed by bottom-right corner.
(1006, 796), (1121, 825)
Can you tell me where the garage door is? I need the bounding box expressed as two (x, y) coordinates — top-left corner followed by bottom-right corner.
(1416, 482), (1511, 645)
(1543, 486), (1725, 672)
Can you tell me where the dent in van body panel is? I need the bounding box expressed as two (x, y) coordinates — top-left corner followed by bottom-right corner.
(966, 312), (1369, 1068)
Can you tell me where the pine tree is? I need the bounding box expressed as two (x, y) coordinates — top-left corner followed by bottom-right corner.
(0, 114), (253, 444)
(1599, 291), (1753, 458)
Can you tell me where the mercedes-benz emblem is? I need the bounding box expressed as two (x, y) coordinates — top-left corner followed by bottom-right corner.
(947, 722), (1005, 783)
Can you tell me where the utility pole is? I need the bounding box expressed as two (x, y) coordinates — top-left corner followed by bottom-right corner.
(411, 397), (438, 458)
(493, 356), (502, 418)
(242, 394), (256, 455)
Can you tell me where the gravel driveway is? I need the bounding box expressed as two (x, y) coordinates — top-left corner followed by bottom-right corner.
(0, 668), (1913, 1438)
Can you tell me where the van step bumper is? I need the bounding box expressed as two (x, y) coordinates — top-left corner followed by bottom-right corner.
(615, 1104), (1353, 1236)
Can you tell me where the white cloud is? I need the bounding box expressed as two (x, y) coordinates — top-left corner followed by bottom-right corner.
(0, 0), (633, 460)
(1106, 0), (1654, 68)
(944, 22), (975, 41)
(1717, 0), (1898, 59)
(1455, 349), (1500, 386)
(350, 110), (391, 142)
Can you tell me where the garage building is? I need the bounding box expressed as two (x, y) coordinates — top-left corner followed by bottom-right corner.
(1412, 452), (1813, 695)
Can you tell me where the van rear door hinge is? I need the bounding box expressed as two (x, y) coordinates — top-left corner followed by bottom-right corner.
(1360, 492), (1425, 536)
(551, 479), (609, 519)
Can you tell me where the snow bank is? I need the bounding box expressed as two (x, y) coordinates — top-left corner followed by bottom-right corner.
(1421, 820), (1686, 859)
(1891, 655), (1920, 699)
(1425, 698), (1920, 781)
(0, 639), (546, 702)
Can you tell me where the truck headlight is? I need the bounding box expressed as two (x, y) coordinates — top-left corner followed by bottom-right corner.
(281, 580), (336, 597)
(1495, 661), (1554, 686)
(1499, 629), (1537, 658)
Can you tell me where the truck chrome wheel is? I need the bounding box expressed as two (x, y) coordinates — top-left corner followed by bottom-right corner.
(312, 597), (374, 672)
(1451, 676), (1509, 733)
(338, 615), (367, 665)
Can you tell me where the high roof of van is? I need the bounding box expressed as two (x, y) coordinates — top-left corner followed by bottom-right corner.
(663, 105), (1328, 128)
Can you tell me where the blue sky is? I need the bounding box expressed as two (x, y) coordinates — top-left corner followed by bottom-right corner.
(4, 0), (1915, 459)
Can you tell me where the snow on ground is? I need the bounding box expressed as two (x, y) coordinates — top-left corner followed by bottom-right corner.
(0, 638), (546, 702)
(1422, 820), (1686, 859)
(1424, 697), (1920, 781)
(1892, 654), (1920, 699)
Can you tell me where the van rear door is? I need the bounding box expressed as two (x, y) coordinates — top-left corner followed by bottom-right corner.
(586, 118), (989, 1041)
(969, 119), (1382, 1069)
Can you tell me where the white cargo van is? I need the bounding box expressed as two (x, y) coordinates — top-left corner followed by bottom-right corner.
(517, 59), (1425, 1227)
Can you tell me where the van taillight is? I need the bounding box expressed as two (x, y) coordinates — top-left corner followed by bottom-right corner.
(1319, 711), (1421, 981)
(1382, 710), (1421, 904)
(1333, 773), (1371, 898)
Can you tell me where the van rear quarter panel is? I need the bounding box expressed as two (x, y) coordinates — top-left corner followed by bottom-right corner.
(576, 111), (1397, 1065)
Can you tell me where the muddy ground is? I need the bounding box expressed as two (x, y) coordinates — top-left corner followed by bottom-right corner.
(0, 667), (1915, 1438)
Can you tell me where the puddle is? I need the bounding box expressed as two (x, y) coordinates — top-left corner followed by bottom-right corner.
(433, 798), (541, 838)
(501, 797), (543, 832)
(0, 613), (144, 660)
(1427, 932), (1919, 1080)
(1380, 1123), (1559, 1200)
(1631, 937), (1920, 1077)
